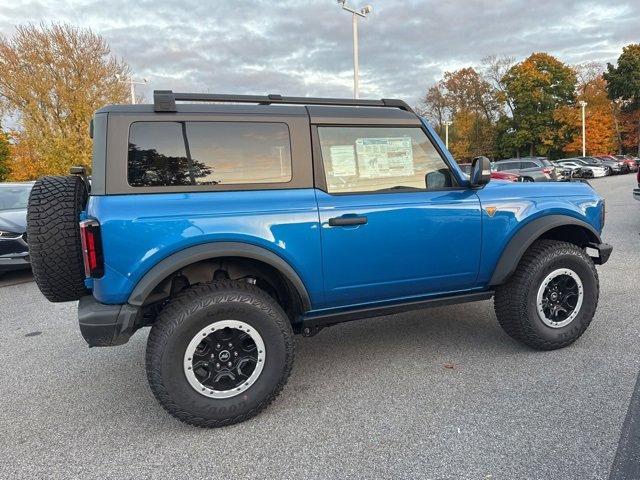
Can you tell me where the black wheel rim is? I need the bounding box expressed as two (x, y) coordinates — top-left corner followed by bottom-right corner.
(536, 268), (584, 328)
(184, 320), (265, 398)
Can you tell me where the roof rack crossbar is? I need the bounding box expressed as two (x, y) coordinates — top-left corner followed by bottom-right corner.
(153, 90), (415, 114)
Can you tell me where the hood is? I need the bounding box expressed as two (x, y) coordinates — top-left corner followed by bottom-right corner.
(0, 208), (27, 233)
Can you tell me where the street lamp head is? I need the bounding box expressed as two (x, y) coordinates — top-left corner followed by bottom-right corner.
(361, 4), (373, 14)
(578, 101), (587, 108)
(337, 0), (345, 4)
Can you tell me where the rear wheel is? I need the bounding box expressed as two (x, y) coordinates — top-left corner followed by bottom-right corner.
(146, 281), (295, 427)
(494, 240), (599, 350)
(27, 175), (88, 302)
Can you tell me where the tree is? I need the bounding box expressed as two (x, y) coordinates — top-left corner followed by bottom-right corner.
(560, 75), (617, 156)
(604, 44), (640, 155)
(0, 127), (10, 181)
(420, 68), (501, 161)
(501, 53), (577, 157)
(0, 23), (130, 178)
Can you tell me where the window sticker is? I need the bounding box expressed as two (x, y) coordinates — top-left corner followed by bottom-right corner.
(355, 137), (414, 178)
(329, 145), (357, 177)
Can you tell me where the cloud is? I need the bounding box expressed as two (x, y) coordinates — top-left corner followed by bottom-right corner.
(0, 0), (638, 106)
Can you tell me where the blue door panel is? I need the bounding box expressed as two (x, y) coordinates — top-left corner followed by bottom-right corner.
(316, 189), (482, 307)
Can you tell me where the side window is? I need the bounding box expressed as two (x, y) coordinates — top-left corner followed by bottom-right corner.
(498, 161), (518, 171)
(521, 161), (537, 169)
(317, 126), (456, 193)
(128, 121), (292, 187)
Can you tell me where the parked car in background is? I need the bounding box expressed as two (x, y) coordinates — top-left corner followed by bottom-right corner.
(492, 157), (557, 182)
(614, 155), (638, 172)
(557, 159), (608, 178)
(458, 163), (524, 181)
(0, 182), (34, 274)
(635, 167), (640, 201)
(597, 155), (629, 173)
(579, 156), (621, 174)
(550, 161), (573, 181)
(576, 157), (613, 176)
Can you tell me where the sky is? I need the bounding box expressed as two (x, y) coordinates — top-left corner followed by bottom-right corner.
(0, 0), (639, 107)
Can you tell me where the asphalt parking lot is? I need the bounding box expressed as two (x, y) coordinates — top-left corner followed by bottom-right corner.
(1, 173), (638, 480)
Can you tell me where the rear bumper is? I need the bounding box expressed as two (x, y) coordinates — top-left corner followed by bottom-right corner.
(78, 295), (140, 347)
(588, 242), (613, 265)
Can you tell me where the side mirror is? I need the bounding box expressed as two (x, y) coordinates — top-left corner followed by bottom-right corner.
(425, 168), (453, 189)
(470, 156), (491, 188)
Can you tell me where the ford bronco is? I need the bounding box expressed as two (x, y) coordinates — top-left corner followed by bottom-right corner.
(27, 91), (612, 427)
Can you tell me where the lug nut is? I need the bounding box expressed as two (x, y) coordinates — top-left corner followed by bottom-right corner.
(227, 362), (232, 367)
(234, 352), (238, 357)
(228, 343), (233, 348)
(215, 363), (220, 369)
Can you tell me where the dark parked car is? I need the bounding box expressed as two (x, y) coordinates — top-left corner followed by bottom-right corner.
(0, 182), (33, 273)
(492, 157), (557, 182)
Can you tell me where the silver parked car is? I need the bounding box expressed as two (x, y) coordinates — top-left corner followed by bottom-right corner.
(492, 157), (557, 182)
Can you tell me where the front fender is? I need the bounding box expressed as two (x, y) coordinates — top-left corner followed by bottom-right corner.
(487, 215), (601, 286)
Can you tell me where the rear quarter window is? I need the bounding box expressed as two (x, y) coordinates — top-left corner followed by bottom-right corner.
(128, 121), (292, 187)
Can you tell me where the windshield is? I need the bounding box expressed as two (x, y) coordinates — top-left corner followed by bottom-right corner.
(0, 184), (33, 211)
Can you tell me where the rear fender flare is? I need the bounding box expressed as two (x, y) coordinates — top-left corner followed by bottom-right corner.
(127, 242), (311, 310)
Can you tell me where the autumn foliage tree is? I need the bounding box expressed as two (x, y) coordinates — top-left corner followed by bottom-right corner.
(561, 75), (618, 156)
(605, 44), (640, 156)
(0, 23), (130, 179)
(0, 127), (10, 181)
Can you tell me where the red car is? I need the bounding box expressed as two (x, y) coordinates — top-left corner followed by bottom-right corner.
(458, 163), (522, 182)
(615, 155), (639, 172)
(596, 155), (628, 173)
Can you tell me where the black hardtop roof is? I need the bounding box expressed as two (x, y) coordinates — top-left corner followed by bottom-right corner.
(95, 90), (419, 123)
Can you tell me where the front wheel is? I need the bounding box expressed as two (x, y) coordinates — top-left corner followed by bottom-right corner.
(494, 240), (599, 350)
(146, 281), (295, 427)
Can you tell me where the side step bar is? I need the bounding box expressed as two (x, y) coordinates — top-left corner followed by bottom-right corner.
(298, 291), (494, 336)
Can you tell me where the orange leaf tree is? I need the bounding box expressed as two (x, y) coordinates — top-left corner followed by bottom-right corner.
(0, 23), (130, 179)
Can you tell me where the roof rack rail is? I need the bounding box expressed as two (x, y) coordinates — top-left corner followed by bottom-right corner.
(153, 90), (415, 114)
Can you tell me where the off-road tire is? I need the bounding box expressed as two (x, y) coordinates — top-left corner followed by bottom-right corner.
(494, 239), (599, 350)
(27, 175), (88, 302)
(146, 281), (295, 428)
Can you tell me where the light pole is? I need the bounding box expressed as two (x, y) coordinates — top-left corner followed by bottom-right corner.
(443, 120), (452, 149)
(578, 101), (587, 157)
(337, 1), (373, 99)
(116, 74), (148, 104)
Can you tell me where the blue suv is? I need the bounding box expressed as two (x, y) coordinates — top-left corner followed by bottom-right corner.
(27, 91), (612, 427)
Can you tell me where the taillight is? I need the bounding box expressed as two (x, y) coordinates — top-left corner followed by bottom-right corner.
(79, 219), (104, 278)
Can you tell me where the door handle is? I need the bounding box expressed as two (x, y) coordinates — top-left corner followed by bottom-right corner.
(328, 215), (368, 227)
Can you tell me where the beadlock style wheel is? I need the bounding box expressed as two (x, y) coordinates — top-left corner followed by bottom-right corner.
(184, 320), (266, 399)
(536, 268), (584, 328)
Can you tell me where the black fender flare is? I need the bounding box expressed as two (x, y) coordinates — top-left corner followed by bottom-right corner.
(127, 242), (312, 310)
(488, 215), (601, 286)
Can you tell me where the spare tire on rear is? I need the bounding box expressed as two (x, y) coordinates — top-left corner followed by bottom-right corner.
(27, 175), (89, 302)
